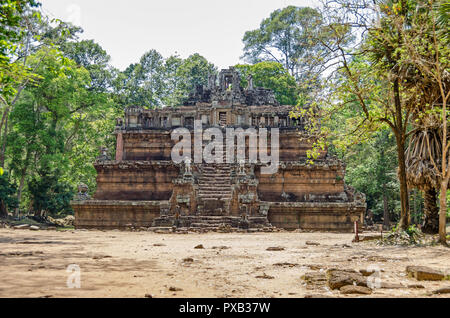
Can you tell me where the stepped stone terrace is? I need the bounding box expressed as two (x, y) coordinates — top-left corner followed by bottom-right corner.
(71, 67), (366, 231)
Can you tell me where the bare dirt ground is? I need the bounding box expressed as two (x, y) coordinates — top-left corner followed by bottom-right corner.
(0, 228), (449, 298)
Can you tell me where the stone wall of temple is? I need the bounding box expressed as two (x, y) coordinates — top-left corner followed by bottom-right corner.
(255, 161), (346, 202)
(74, 200), (162, 229)
(94, 162), (179, 201)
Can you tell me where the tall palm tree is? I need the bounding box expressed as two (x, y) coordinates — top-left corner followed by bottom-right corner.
(405, 117), (443, 233)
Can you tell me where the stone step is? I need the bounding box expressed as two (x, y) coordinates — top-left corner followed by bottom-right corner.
(198, 191), (231, 195)
(198, 196), (232, 200)
(198, 188), (231, 192)
(198, 182), (230, 186)
(199, 173), (231, 177)
(198, 192), (232, 196)
(190, 223), (224, 228)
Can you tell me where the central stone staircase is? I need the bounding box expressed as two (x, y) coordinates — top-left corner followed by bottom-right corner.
(197, 163), (233, 215)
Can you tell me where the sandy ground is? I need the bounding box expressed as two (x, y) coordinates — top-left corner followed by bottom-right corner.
(0, 228), (449, 298)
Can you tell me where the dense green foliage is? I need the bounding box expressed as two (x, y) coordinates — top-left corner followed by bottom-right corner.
(235, 62), (299, 105)
(242, 6), (325, 82)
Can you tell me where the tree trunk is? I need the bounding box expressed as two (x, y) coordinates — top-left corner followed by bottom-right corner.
(0, 200), (8, 219)
(0, 112), (8, 167)
(397, 137), (410, 230)
(15, 171), (27, 218)
(438, 181), (448, 244)
(422, 188), (439, 234)
(383, 186), (390, 229)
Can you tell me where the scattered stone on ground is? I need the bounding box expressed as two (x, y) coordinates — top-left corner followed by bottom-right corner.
(153, 243), (166, 247)
(194, 244), (204, 249)
(380, 282), (404, 289)
(326, 269), (367, 290)
(306, 241), (320, 246)
(169, 287), (183, 292)
(301, 272), (327, 289)
(406, 265), (445, 281)
(29, 225), (40, 231)
(432, 287), (450, 294)
(1, 229), (449, 298)
(47, 215), (75, 227)
(304, 294), (334, 298)
(308, 264), (327, 270)
(273, 262), (298, 267)
(340, 285), (372, 295)
(144, 294), (153, 298)
(266, 246), (285, 251)
(255, 273), (275, 279)
(14, 224), (30, 229)
(212, 246), (230, 250)
(359, 268), (385, 276)
(407, 284), (425, 289)
(182, 257), (194, 263)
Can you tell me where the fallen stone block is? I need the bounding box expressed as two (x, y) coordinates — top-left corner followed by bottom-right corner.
(407, 284), (425, 289)
(327, 269), (367, 290)
(359, 268), (385, 276)
(255, 273), (274, 279)
(432, 287), (450, 294)
(304, 294), (334, 298)
(380, 282), (404, 289)
(14, 224), (30, 229)
(266, 246), (285, 251)
(340, 285), (372, 295)
(406, 266), (445, 281)
(301, 272), (327, 290)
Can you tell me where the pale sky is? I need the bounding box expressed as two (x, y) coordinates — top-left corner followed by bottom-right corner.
(40, 0), (319, 71)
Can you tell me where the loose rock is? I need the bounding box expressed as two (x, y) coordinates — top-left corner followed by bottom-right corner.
(359, 268), (385, 277)
(273, 262), (298, 267)
(340, 285), (372, 295)
(432, 287), (450, 294)
(408, 284), (425, 289)
(406, 266), (445, 281)
(326, 269), (367, 290)
(169, 287), (183, 292)
(255, 273), (275, 279)
(14, 224), (30, 229)
(266, 246), (285, 251)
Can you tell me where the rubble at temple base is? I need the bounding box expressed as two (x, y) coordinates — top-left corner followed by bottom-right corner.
(71, 67), (366, 232)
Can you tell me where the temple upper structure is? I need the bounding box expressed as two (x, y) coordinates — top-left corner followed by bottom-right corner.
(72, 67), (366, 231)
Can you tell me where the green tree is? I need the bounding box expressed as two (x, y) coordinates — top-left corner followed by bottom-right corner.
(61, 39), (114, 92)
(0, 0), (40, 97)
(242, 6), (325, 80)
(344, 130), (400, 227)
(235, 61), (299, 105)
(161, 54), (183, 106)
(115, 49), (165, 107)
(175, 53), (217, 102)
(7, 47), (107, 216)
(0, 171), (17, 217)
